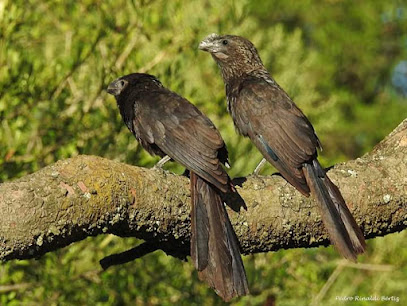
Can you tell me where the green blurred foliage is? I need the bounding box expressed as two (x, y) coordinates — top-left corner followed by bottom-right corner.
(0, 0), (406, 305)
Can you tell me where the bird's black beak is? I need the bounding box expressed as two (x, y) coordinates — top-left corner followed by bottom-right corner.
(198, 40), (211, 52)
(198, 33), (220, 53)
(107, 80), (122, 96)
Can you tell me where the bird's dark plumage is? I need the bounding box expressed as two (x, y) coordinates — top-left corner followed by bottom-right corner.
(199, 34), (366, 260)
(107, 73), (249, 301)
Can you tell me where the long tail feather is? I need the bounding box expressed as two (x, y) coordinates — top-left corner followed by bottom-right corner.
(190, 172), (249, 301)
(303, 160), (366, 261)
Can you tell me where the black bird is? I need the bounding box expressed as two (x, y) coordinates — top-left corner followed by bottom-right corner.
(199, 34), (366, 261)
(107, 73), (249, 301)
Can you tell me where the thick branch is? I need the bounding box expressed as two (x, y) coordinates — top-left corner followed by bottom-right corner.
(1, 120), (406, 262)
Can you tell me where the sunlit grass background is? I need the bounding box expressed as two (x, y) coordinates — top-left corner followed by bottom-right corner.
(1, 0), (406, 305)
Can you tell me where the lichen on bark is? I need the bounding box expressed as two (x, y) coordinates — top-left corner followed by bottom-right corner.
(0, 119), (406, 262)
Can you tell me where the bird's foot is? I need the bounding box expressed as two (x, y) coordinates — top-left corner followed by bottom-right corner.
(252, 158), (267, 176)
(153, 155), (171, 171)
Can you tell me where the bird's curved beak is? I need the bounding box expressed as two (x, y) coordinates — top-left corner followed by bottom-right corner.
(198, 33), (220, 53)
(198, 40), (212, 52)
(107, 80), (121, 96)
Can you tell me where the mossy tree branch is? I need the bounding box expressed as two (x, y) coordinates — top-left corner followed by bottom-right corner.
(1, 119), (406, 262)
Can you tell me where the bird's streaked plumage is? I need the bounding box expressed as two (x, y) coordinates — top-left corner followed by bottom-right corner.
(199, 34), (366, 260)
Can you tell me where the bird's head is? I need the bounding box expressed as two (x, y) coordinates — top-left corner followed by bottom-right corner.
(198, 34), (266, 81)
(107, 73), (163, 98)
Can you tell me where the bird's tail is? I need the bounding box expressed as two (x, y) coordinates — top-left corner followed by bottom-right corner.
(303, 159), (366, 261)
(190, 171), (249, 301)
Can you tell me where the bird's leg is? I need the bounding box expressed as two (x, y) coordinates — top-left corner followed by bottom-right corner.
(154, 155), (171, 169)
(253, 158), (267, 175)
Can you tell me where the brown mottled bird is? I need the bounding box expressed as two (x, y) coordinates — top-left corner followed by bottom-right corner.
(199, 34), (366, 261)
(107, 73), (249, 301)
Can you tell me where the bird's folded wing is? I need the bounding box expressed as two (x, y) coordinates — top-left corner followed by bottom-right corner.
(237, 78), (321, 194)
(134, 91), (229, 192)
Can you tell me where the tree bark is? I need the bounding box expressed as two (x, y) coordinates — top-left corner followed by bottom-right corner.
(1, 119), (406, 262)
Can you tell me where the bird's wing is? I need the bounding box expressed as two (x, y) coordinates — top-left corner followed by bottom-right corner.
(134, 90), (229, 193)
(237, 78), (321, 194)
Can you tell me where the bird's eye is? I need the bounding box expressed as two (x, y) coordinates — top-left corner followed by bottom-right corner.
(222, 39), (228, 45)
(119, 80), (126, 87)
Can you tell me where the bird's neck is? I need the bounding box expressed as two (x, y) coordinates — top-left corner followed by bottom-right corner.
(224, 66), (273, 90)
(220, 64), (270, 85)
(224, 68), (275, 121)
